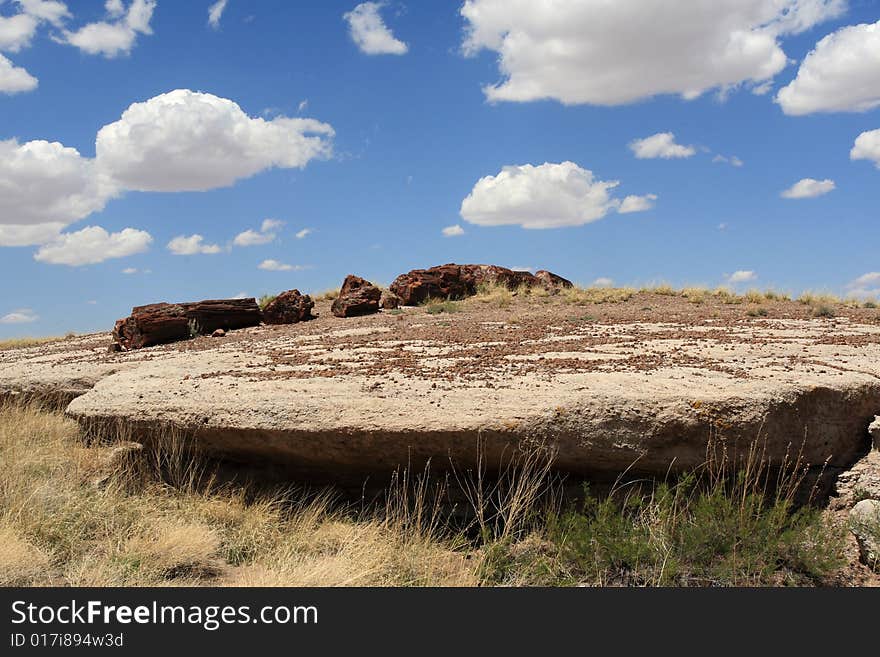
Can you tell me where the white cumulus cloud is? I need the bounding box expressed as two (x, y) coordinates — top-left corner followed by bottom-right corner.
(460, 0), (844, 105)
(442, 224), (465, 237)
(726, 270), (757, 284)
(208, 0), (228, 29)
(713, 154), (744, 167)
(0, 308), (38, 324)
(0, 222), (65, 247)
(846, 272), (880, 299)
(618, 194), (658, 214)
(258, 259), (308, 272)
(460, 161), (649, 230)
(0, 53), (37, 93)
(61, 0), (155, 58)
(630, 133), (696, 159)
(851, 129), (880, 168)
(0, 12), (39, 53)
(96, 89), (335, 192)
(592, 277), (614, 288)
(0, 139), (118, 227)
(295, 228), (312, 240)
(781, 178), (835, 199)
(34, 226), (152, 266)
(167, 234), (223, 255)
(344, 2), (407, 55)
(233, 218), (283, 247)
(777, 20), (880, 115)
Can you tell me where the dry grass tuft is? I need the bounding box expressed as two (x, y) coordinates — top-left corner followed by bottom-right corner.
(0, 336), (64, 351)
(562, 286), (636, 305)
(313, 289), (340, 302)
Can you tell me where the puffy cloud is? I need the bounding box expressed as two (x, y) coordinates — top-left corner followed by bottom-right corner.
(846, 272), (880, 299)
(0, 308), (38, 324)
(167, 234), (223, 255)
(122, 267), (137, 274)
(208, 0), (228, 30)
(777, 20), (880, 115)
(460, 0), (844, 105)
(0, 54), (37, 93)
(344, 2), (407, 55)
(726, 270), (757, 284)
(592, 277), (614, 288)
(442, 224), (465, 237)
(104, 0), (125, 19)
(0, 222), (64, 247)
(233, 219), (283, 247)
(0, 139), (117, 227)
(460, 161), (647, 229)
(0, 2), (72, 94)
(781, 178), (835, 199)
(630, 133), (696, 159)
(295, 228), (312, 239)
(0, 12), (39, 52)
(17, 1), (71, 26)
(851, 129), (880, 168)
(713, 154), (744, 167)
(618, 194), (658, 214)
(61, 0), (155, 58)
(96, 89), (334, 192)
(34, 226), (152, 266)
(258, 259), (308, 272)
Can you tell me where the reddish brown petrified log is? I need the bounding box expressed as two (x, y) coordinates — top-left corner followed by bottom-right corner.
(331, 275), (382, 318)
(262, 290), (314, 325)
(112, 298), (262, 350)
(534, 270), (573, 290)
(389, 263), (571, 305)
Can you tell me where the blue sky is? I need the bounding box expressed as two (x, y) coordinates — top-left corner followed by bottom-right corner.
(1, 0), (879, 337)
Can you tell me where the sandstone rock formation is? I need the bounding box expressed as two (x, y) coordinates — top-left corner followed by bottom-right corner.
(389, 263), (571, 305)
(262, 289), (314, 325)
(332, 275), (382, 318)
(4, 301), (880, 488)
(112, 299), (262, 350)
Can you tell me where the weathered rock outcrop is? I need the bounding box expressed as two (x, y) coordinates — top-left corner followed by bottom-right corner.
(332, 275), (382, 318)
(262, 290), (314, 325)
(534, 270), (573, 290)
(850, 500), (880, 571)
(381, 291), (401, 310)
(389, 264), (571, 305)
(3, 307), (879, 488)
(112, 299), (262, 350)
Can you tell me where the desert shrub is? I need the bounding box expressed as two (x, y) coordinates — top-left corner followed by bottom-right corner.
(747, 307), (769, 317)
(258, 294), (277, 310)
(682, 287), (709, 304)
(423, 299), (461, 315)
(813, 305), (836, 319)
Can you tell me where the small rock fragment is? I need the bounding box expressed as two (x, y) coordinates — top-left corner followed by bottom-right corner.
(850, 499), (880, 571)
(869, 415), (880, 450)
(212, 329), (226, 338)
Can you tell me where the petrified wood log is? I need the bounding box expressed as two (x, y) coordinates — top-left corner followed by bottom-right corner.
(389, 263), (572, 305)
(112, 298), (262, 350)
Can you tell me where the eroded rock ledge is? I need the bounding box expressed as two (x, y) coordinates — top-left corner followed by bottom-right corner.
(2, 294), (879, 485)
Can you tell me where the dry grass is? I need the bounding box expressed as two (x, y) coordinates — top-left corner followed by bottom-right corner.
(562, 286), (636, 305)
(0, 336), (63, 351)
(0, 402), (478, 587)
(313, 289), (340, 302)
(681, 287), (709, 304)
(798, 292), (841, 307)
(0, 402), (846, 587)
